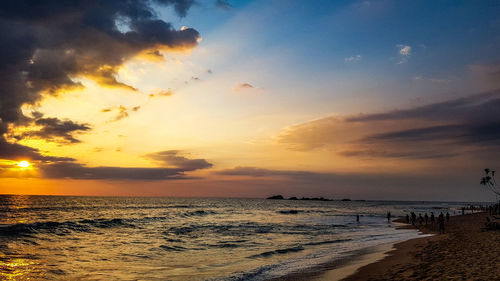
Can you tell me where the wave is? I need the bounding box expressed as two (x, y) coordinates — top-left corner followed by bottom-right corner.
(304, 238), (352, 246)
(167, 226), (195, 235)
(248, 246), (304, 259)
(181, 210), (216, 217)
(0, 218), (133, 237)
(278, 210), (302, 214)
(159, 245), (187, 252)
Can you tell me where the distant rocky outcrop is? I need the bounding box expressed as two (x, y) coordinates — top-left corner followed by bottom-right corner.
(266, 195), (332, 201)
(266, 195), (284, 200)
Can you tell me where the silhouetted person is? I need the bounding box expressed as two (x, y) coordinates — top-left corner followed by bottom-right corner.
(387, 211), (391, 223)
(356, 214), (359, 222)
(418, 213), (424, 225)
(438, 212), (445, 234)
(411, 212), (416, 225)
(424, 213), (428, 225)
(405, 214), (410, 224)
(446, 212), (450, 223)
(430, 212), (435, 225)
(461, 207), (465, 215)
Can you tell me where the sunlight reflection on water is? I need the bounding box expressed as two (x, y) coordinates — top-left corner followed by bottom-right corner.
(0, 196), (473, 280)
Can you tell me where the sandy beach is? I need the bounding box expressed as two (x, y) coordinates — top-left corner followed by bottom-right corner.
(274, 212), (500, 281)
(344, 212), (500, 280)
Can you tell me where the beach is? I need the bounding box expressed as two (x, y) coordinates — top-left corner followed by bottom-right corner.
(321, 212), (500, 281)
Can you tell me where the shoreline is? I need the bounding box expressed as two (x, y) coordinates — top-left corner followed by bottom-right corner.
(268, 226), (428, 281)
(344, 212), (499, 280)
(267, 242), (397, 281)
(270, 212), (499, 281)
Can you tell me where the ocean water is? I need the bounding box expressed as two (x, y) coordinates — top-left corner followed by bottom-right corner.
(0, 196), (469, 280)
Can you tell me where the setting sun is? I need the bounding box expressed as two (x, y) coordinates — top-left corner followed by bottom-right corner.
(17, 161), (30, 168)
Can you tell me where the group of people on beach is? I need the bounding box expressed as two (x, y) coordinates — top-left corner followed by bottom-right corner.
(405, 211), (450, 234)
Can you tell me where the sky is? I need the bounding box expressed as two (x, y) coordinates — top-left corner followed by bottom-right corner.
(1, 0), (500, 201)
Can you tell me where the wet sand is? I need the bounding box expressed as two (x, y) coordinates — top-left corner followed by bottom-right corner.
(344, 212), (500, 280)
(273, 212), (500, 281)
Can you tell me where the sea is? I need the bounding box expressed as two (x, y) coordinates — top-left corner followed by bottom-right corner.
(0, 196), (475, 280)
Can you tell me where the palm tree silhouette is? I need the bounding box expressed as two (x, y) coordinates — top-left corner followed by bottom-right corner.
(480, 168), (500, 196)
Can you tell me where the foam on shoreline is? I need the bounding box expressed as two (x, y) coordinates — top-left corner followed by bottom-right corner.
(266, 223), (432, 281)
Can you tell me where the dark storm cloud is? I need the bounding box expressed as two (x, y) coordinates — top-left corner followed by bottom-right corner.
(19, 117), (91, 143)
(0, 0), (200, 132)
(145, 150), (213, 170)
(278, 89), (500, 159)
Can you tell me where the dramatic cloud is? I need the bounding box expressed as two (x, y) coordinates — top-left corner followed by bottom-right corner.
(0, 0), (204, 177)
(145, 150), (213, 171)
(0, 0), (200, 150)
(278, 89), (500, 159)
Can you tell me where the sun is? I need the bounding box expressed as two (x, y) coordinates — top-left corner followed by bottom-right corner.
(17, 161), (30, 168)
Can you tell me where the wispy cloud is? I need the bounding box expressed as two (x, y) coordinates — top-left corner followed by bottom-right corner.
(344, 55), (362, 62)
(145, 150), (213, 171)
(101, 105), (141, 122)
(24, 117), (91, 144)
(277, 90), (500, 159)
(232, 83), (263, 94)
(396, 44), (411, 64)
(149, 89), (174, 98)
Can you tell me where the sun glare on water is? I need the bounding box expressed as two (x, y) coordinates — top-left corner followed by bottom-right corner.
(17, 161), (30, 168)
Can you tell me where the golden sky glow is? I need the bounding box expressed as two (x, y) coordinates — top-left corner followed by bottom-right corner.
(1, 0), (500, 201)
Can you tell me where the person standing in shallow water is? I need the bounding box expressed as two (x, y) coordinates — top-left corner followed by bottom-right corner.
(356, 214), (360, 222)
(446, 212), (450, 222)
(430, 212), (435, 225)
(387, 211), (391, 223)
(438, 212), (445, 234)
(405, 214), (410, 224)
(424, 213), (429, 224)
